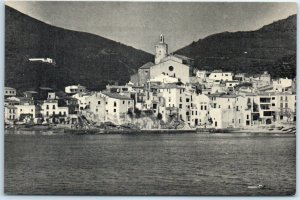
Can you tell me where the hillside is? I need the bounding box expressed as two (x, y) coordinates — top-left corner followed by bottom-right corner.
(5, 6), (153, 92)
(176, 15), (296, 78)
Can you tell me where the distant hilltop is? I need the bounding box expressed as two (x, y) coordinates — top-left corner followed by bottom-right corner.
(5, 6), (153, 92)
(176, 14), (296, 79)
(5, 5), (296, 92)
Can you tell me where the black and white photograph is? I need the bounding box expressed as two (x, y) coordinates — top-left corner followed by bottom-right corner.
(4, 1), (297, 196)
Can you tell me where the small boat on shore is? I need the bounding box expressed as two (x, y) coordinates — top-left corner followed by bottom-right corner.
(247, 184), (265, 189)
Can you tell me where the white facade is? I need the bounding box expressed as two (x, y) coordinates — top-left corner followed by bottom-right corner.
(4, 87), (16, 97)
(72, 93), (90, 111)
(65, 85), (87, 94)
(15, 104), (36, 120)
(208, 71), (233, 82)
(40, 100), (69, 117)
(150, 59), (190, 84)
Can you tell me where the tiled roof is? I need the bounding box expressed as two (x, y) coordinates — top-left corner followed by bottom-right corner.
(139, 62), (154, 69)
(5, 87), (15, 90)
(24, 91), (38, 94)
(173, 54), (193, 61)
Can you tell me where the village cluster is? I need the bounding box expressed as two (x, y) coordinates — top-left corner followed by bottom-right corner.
(4, 35), (296, 130)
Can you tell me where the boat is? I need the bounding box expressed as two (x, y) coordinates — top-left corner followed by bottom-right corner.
(247, 184), (265, 189)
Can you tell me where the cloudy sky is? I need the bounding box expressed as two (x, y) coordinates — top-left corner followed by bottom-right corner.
(6, 1), (297, 53)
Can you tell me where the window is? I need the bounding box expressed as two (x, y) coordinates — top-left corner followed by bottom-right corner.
(59, 111), (62, 115)
(64, 112), (66, 116)
(272, 103), (275, 106)
(98, 101), (101, 105)
(53, 105), (55, 109)
(46, 105), (49, 109)
(31, 109), (33, 112)
(114, 102), (117, 107)
(285, 103), (288, 108)
(247, 115), (249, 119)
(201, 105), (203, 110)
(232, 119), (234, 123)
(285, 96), (288, 101)
(280, 103), (283, 108)
(180, 97), (182, 102)
(169, 66), (174, 71)
(186, 98), (190, 102)
(204, 106), (207, 110)
(272, 97), (275, 100)
(114, 109), (116, 113)
(179, 104), (182, 109)
(20, 109), (22, 112)
(169, 97), (171, 102)
(96, 109), (98, 112)
(123, 101), (125, 104)
(53, 111), (55, 115)
(196, 111), (197, 115)
(128, 101), (130, 105)
(228, 105), (230, 109)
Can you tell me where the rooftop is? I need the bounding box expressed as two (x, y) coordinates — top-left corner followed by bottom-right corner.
(151, 83), (184, 89)
(139, 62), (154, 69)
(101, 91), (132, 100)
(5, 87), (16, 90)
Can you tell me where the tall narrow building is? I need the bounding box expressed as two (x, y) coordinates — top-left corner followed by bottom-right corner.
(155, 34), (168, 64)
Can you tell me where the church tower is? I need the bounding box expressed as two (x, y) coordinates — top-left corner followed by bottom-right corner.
(155, 34), (168, 64)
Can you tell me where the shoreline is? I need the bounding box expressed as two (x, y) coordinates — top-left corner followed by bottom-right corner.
(4, 124), (296, 135)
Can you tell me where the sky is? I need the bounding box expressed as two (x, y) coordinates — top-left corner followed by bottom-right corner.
(5, 1), (297, 53)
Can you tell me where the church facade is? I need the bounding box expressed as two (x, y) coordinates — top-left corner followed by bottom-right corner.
(131, 34), (193, 85)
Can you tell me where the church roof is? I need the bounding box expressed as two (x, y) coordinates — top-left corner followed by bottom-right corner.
(173, 54), (193, 61)
(139, 62), (154, 69)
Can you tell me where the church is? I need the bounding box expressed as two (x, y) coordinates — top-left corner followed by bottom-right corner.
(131, 34), (193, 85)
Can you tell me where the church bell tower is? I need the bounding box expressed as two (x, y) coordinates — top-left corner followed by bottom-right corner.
(155, 34), (168, 64)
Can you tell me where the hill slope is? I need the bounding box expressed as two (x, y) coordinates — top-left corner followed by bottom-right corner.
(5, 6), (153, 91)
(176, 15), (296, 78)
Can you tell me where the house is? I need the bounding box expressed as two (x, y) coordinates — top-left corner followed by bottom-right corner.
(23, 91), (39, 100)
(40, 100), (69, 118)
(72, 92), (91, 111)
(253, 93), (277, 125)
(273, 78), (293, 92)
(85, 93), (106, 122)
(208, 70), (233, 82)
(15, 104), (36, 121)
(225, 80), (240, 91)
(275, 92), (296, 122)
(65, 85), (87, 94)
(209, 94), (249, 128)
(101, 92), (134, 125)
(4, 87), (16, 97)
(4, 106), (17, 122)
(190, 94), (210, 127)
